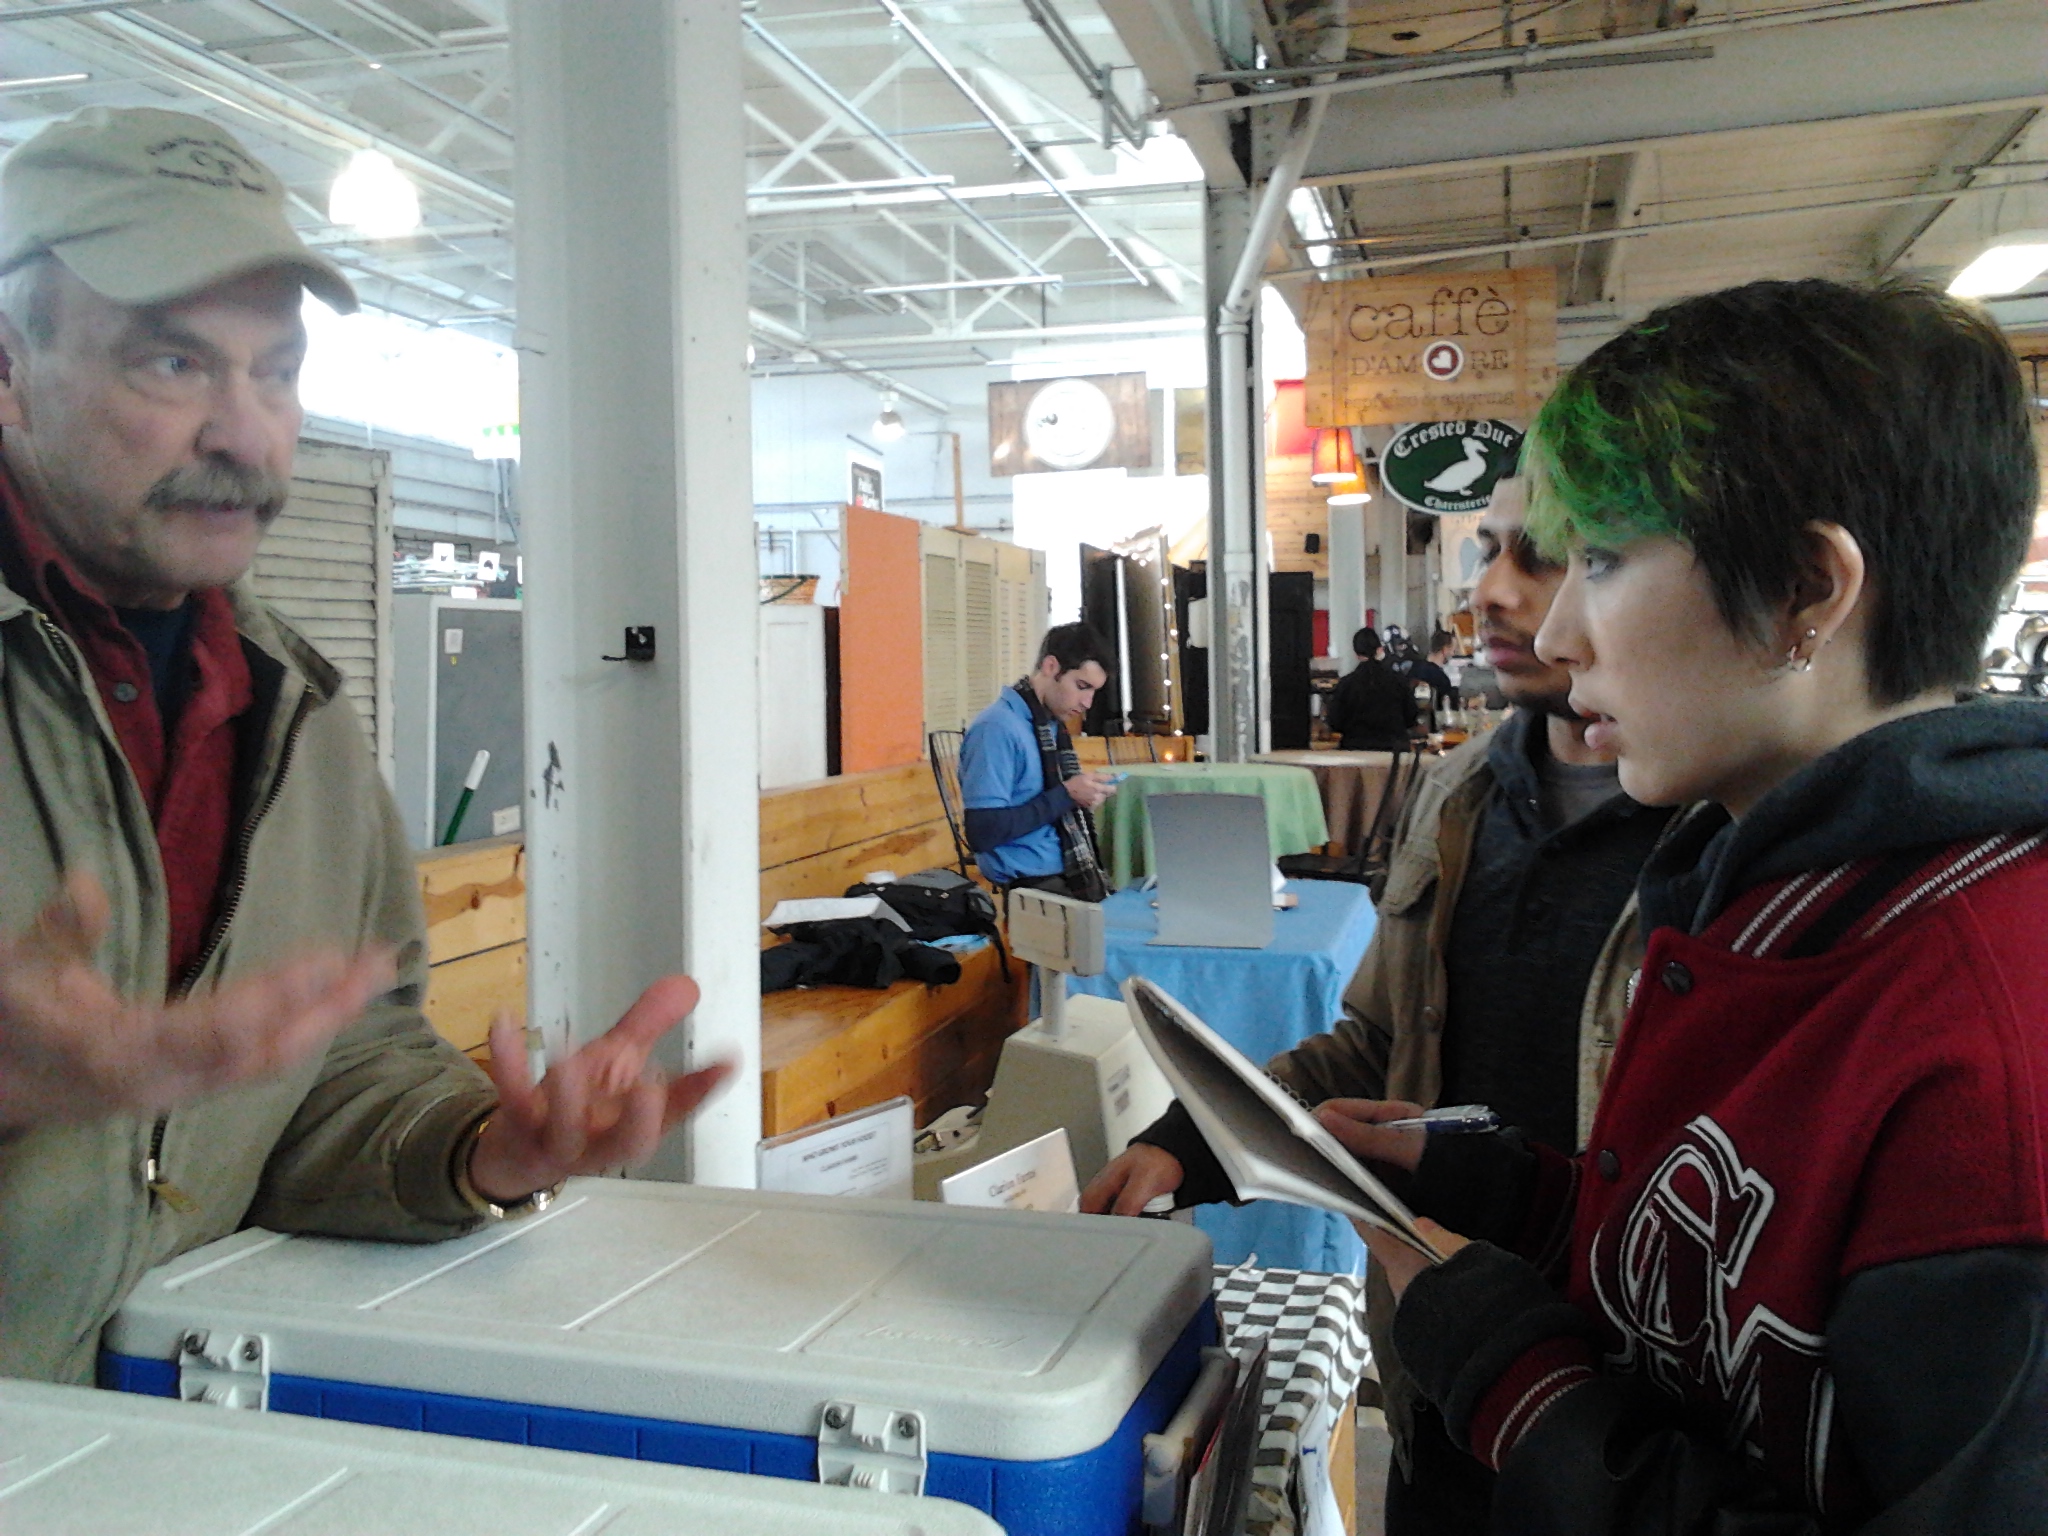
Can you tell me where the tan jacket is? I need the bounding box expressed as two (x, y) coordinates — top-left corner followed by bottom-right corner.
(1262, 732), (1645, 1464)
(0, 575), (496, 1384)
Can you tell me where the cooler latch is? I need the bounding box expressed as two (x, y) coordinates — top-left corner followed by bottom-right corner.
(176, 1328), (270, 1410)
(816, 1401), (927, 1495)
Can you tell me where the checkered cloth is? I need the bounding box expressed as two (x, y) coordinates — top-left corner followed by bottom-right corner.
(1212, 1263), (1371, 1536)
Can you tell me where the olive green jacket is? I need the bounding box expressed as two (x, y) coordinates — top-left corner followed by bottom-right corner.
(1269, 730), (1644, 1467)
(0, 572), (496, 1385)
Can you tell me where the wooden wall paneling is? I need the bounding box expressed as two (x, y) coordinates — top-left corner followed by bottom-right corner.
(1266, 453), (1331, 578)
(757, 761), (956, 920)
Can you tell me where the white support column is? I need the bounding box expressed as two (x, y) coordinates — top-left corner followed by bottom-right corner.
(1326, 504), (1366, 675)
(1203, 187), (1266, 762)
(511, 0), (761, 1186)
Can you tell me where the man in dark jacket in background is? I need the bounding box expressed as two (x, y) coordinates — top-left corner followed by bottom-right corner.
(1326, 625), (1418, 750)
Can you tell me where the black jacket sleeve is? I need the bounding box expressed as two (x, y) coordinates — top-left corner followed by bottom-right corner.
(1393, 1243), (2048, 1535)
(1128, 1100), (1240, 1208)
(963, 783), (1074, 854)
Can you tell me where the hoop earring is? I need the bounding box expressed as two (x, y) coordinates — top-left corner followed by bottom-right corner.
(1781, 626), (1818, 675)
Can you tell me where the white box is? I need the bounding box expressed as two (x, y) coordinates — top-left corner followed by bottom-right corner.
(0, 1377), (1000, 1534)
(105, 1179), (1215, 1536)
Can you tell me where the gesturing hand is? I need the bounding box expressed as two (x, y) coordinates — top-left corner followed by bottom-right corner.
(0, 871), (394, 1131)
(467, 974), (735, 1203)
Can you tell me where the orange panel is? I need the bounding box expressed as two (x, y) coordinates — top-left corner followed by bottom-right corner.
(839, 505), (926, 773)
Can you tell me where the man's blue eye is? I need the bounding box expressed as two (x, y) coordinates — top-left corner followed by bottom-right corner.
(1583, 547), (1623, 578)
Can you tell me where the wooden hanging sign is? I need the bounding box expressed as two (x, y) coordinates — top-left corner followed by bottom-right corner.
(1305, 268), (1558, 427)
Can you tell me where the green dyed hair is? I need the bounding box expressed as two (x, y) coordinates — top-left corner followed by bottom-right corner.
(1519, 279), (2036, 704)
(1523, 338), (1715, 559)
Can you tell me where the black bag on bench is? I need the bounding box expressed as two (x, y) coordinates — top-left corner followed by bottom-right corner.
(760, 917), (962, 993)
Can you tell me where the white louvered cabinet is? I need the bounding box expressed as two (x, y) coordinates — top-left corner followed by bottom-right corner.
(921, 526), (1048, 735)
(250, 440), (394, 776)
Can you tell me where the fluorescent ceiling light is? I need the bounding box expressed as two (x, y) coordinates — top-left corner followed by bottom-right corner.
(1948, 231), (2048, 298)
(329, 149), (420, 240)
(0, 73), (88, 93)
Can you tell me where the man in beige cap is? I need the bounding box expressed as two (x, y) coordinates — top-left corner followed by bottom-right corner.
(0, 107), (730, 1385)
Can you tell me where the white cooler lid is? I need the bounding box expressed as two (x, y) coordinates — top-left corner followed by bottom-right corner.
(108, 1179), (1213, 1462)
(0, 1379), (1002, 1534)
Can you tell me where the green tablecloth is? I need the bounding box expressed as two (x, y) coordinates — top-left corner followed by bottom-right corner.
(1093, 761), (1328, 889)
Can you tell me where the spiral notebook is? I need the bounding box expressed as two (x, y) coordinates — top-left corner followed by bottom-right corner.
(1121, 976), (1442, 1263)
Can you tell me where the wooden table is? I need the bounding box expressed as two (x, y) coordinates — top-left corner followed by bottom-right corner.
(1094, 761), (1328, 889)
(1253, 751), (1397, 858)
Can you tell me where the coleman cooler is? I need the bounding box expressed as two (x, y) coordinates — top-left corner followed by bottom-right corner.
(0, 1377), (1002, 1535)
(104, 1178), (1216, 1536)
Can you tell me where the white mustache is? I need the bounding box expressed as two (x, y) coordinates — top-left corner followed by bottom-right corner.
(144, 459), (289, 522)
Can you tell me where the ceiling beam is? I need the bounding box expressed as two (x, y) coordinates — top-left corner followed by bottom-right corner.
(56, 8), (514, 218)
(1872, 108), (2039, 273)
(1300, 0), (2045, 184)
(1094, 0), (1242, 188)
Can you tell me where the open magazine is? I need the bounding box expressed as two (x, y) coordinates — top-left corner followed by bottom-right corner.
(1121, 976), (1444, 1264)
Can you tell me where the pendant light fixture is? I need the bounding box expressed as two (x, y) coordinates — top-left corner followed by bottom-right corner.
(1309, 427), (1358, 485)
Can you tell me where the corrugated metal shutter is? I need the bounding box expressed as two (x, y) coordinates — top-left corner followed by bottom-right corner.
(250, 441), (394, 774)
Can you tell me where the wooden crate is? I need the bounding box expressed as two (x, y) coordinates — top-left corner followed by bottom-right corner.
(415, 834), (526, 1063)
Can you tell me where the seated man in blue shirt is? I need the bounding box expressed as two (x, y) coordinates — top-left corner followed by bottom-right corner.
(959, 622), (1120, 901)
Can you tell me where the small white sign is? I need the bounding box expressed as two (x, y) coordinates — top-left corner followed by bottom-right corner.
(491, 805), (521, 836)
(443, 627), (465, 656)
(939, 1127), (1080, 1214)
(757, 1097), (914, 1201)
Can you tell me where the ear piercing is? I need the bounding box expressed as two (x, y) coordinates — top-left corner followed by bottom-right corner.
(1783, 626), (1819, 675)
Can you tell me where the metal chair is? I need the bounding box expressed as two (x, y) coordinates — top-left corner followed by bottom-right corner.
(927, 729), (975, 877)
(1277, 745), (1425, 893)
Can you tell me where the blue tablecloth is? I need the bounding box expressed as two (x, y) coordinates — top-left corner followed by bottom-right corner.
(1071, 879), (1377, 1274)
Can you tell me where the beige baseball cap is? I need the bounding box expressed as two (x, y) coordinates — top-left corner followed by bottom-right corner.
(0, 106), (357, 313)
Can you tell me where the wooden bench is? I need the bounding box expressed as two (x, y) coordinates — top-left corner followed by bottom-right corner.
(759, 761), (1024, 1139)
(414, 764), (1026, 1139)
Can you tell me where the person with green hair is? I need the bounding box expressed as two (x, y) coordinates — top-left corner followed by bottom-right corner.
(1315, 278), (2048, 1532)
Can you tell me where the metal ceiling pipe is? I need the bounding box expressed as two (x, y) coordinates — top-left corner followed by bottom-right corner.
(1166, 0), (2000, 115)
(236, 0), (511, 143)
(872, 0), (1152, 287)
(1278, 173), (2048, 277)
(747, 307), (949, 414)
(743, 15), (1048, 282)
(77, 7), (513, 219)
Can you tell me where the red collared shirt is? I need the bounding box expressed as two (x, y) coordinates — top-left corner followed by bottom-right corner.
(0, 473), (251, 990)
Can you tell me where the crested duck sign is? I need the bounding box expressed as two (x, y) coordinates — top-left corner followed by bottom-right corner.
(1381, 419), (1524, 514)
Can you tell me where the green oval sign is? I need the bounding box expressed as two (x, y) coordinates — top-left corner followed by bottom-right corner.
(1380, 419), (1523, 514)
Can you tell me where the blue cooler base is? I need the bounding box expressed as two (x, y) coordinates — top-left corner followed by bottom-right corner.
(102, 1302), (1215, 1536)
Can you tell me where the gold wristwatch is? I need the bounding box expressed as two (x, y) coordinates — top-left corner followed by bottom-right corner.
(453, 1115), (564, 1220)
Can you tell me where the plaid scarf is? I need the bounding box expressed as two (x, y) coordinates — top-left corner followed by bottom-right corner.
(1014, 678), (1109, 901)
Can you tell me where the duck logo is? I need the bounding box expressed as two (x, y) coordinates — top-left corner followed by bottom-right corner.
(1380, 419), (1522, 514)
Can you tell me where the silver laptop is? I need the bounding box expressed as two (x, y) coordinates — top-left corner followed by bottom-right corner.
(1145, 792), (1274, 949)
